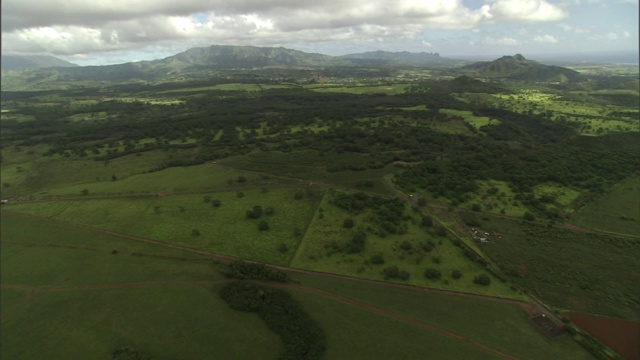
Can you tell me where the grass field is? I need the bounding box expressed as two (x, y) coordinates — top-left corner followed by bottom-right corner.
(1, 213), (595, 360)
(471, 215), (640, 321)
(572, 175), (640, 236)
(293, 273), (594, 360)
(440, 108), (501, 131)
(306, 84), (409, 95)
(291, 189), (523, 299)
(0, 213), (282, 360)
(4, 188), (320, 265)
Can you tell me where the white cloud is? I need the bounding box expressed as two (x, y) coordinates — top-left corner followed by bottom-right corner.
(484, 36), (519, 45)
(533, 34), (558, 43)
(485, 0), (568, 22)
(1, 0), (573, 57)
(558, 23), (589, 33)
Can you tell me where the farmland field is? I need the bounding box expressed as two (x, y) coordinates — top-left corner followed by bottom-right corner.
(4, 187), (321, 265)
(1, 213), (596, 360)
(571, 175), (640, 236)
(471, 215), (640, 321)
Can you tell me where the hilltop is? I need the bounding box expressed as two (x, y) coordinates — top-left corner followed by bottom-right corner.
(1, 55), (78, 71)
(462, 54), (580, 82)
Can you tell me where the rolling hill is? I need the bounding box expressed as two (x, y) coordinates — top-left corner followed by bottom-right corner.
(462, 54), (580, 82)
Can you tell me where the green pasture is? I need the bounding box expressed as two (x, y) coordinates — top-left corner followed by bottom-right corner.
(157, 83), (292, 94)
(1, 150), (178, 197)
(306, 84), (408, 95)
(4, 188), (321, 265)
(440, 108), (501, 131)
(0, 213), (593, 360)
(428, 117), (474, 135)
(290, 190), (522, 299)
(222, 150), (395, 195)
(533, 183), (582, 207)
(1, 213), (281, 360)
(487, 91), (639, 136)
(2, 150), (284, 198)
(474, 215), (640, 321)
(290, 289), (499, 360)
(572, 175), (640, 236)
(294, 273), (594, 360)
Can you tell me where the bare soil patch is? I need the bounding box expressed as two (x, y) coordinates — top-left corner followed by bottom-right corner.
(569, 312), (640, 360)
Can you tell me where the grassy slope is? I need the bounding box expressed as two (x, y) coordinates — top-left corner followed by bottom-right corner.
(0, 214), (281, 360)
(294, 273), (594, 360)
(572, 175), (640, 236)
(475, 215), (640, 321)
(1, 213), (594, 360)
(4, 188), (320, 265)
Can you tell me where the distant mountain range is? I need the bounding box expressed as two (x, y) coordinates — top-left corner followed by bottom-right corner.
(1, 46), (583, 88)
(1, 55), (78, 71)
(339, 50), (451, 66)
(462, 54), (580, 82)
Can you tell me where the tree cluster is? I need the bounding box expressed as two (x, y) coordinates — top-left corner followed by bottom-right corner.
(219, 281), (326, 360)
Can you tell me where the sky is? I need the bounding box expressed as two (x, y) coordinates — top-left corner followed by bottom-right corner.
(1, 0), (638, 66)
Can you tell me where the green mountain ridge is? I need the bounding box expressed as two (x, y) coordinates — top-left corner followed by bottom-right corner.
(1, 55), (78, 71)
(339, 50), (455, 66)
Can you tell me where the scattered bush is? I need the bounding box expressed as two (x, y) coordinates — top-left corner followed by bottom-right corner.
(258, 220), (270, 231)
(382, 266), (410, 280)
(424, 268), (442, 280)
(473, 274), (491, 286)
(222, 260), (288, 282)
(370, 254), (385, 265)
(451, 270), (462, 279)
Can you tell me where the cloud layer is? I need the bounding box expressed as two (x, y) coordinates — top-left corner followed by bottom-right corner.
(2, 0), (570, 56)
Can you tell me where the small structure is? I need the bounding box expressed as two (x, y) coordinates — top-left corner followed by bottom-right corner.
(530, 314), (567, 338)
(0, 199), (8, 204)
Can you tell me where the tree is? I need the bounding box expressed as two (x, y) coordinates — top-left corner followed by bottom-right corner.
(246, 205), (263, 219)
(421, 215), (433, 227)
(212, 199), (221, 207)
(258, 220), (270, 231)
(370, 254), (385, 265)
(523, 212), (535, 221)
(81, 189), (89, 196)
(451, 270), (462, 279)
(424, 268), (441, 280)
(473, 274), (491, 286)
(237, 175), (247, 183)
(191, 229), (201, 237)
(343, 218), (354, 229)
